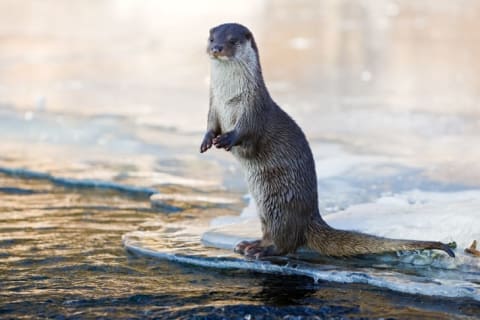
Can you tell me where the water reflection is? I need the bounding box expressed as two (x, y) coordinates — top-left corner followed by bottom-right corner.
(1, 1), (479, 184)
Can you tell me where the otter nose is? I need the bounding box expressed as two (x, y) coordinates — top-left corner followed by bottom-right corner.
(211, 45), (223, 54)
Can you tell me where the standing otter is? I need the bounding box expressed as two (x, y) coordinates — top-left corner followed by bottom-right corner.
(200, 23), (454, 259)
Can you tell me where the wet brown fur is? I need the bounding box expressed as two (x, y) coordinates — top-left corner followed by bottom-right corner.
(200, 23), (455, 259)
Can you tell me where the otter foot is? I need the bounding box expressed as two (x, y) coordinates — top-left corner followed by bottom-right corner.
(234, 240), (261, 254)
(234, 240), (278, 259)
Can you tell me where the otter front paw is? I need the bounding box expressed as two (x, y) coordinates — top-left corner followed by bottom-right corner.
(200, 130), (216, 153)
(213, 131), (237, 151)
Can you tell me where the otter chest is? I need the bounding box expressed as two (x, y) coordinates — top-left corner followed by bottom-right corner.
(211, 60), (252, 132)
(213, 96), (244, 132)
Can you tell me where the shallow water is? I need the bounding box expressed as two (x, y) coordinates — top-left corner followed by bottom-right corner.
(2, 172), (480, 319)
(2, 0), (480, 318)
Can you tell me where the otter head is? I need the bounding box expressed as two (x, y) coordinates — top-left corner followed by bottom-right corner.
(207, 23), (258, 63)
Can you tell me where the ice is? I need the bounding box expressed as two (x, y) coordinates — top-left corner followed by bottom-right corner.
(0, 167), (157, 197)
(142, 180), (480, 301)
(205, 141), (480, 266)
(193, 143), (480, 299)
(203, 189), (480, 267)
(124, 222), (480, 301)
(325, 190), (480, 250)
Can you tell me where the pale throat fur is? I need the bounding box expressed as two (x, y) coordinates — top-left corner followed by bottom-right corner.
(210, 39), (259, 134)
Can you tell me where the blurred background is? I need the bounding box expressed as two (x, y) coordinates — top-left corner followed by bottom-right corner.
(1, 0), (480, 185)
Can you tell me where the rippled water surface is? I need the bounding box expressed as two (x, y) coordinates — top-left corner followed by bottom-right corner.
(2, 0), (480, 318)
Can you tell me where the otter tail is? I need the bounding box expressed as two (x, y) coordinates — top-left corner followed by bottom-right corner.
(306, 218), (455, 258)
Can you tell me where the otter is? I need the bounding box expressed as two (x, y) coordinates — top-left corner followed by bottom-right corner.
(200, 22), (455, 259)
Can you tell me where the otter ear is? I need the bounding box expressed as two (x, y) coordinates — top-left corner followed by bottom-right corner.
(245, 32), (252, 40)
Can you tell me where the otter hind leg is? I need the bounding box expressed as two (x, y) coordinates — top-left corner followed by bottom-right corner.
(234, 239), (281, 259)
(233, 216), (282, 259)
(234, 239), (261, 254)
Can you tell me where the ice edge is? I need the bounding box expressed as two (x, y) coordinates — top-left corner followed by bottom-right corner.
(123, 234), (480, 302)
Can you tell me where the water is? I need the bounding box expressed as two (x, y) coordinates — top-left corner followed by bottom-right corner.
(2, 0), (480, 318)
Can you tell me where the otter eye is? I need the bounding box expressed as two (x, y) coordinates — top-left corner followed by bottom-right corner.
(229, 38), (238, 45)
(209, 37), (214, 42)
